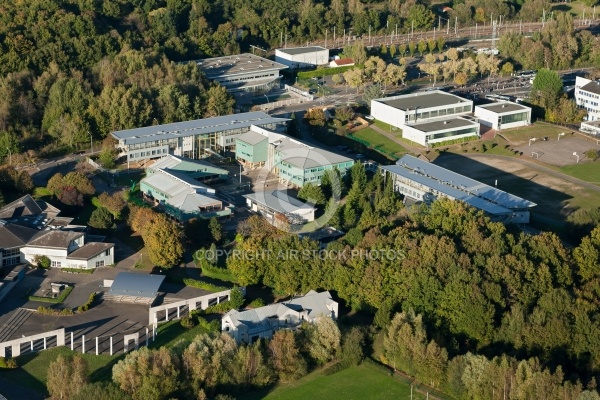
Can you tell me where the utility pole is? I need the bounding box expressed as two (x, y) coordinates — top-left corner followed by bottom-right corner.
(333, 26), (336, 46)
(447, 19), (450, 35)
(455, 17), (458, 35)
(411, 21), (414, 39)
(325, 29), (328, 49)
(369, 25), (371, 45)
(475, 23), (478, 39)
(89, 131), (93, 155)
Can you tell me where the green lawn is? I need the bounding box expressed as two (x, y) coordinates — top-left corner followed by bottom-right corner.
(262, 362), (434, 400)
(560, 161), (600, 184)
(2, 347), (120, 396)
(351, 127), (408, 157)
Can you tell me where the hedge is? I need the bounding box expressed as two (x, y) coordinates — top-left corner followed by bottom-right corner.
(29, 286), (73, 304)
(37, 306), (74, 316)
(77, 292), (97, 313)
(430, 136), (477, 148)
(297, 65), (355, 79)
(194, 250), (236, 283)
(61, 267), (95, 274)
(182, 278), (228, 292)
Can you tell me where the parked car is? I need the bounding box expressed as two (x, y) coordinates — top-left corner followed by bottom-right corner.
(355, 153), (365, 159)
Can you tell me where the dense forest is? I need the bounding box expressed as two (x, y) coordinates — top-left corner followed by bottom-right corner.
(227, 164), (600, 391)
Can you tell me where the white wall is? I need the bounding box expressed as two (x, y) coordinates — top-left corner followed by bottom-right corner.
(402, 124), (480, 147)
(371, 100), (406, 128)
(474, 107), (499, 129)
(275, 48), (329, 68)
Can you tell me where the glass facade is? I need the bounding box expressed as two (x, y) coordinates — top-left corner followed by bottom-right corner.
(426, 127), (478, 141)
(500, 112), (528, 125)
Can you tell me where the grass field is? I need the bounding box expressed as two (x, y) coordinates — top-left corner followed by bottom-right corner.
(560, 161), (600, 184)
(262, 362), (436, 400)
(351, 127), (408, 157)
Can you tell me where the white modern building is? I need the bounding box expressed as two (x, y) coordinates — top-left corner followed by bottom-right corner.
(580, 119), (600, 137)
(402, 117), (480, 147)
(371, 91), (476, 146)
(474, 102), (532, 130)
(111, 112), (289, 162)
(275, 46), (329, 69)
(244, 190), (316, 227)
(575, 76), (600, 121)
(222, 290), (338, 344)
(381, 155), (536, 224)
(0, 195), (114, 269)
(194, 53), (288, 92)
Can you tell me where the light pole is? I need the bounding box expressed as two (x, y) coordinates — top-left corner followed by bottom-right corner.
(88, 131), (93, 155)
(558, 132), (565, 141)
(6, 147), (11, 165)
(264, 94), (270, 113)
(573, 152), (579, 163)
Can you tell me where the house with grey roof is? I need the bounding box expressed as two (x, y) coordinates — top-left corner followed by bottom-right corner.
(222, 290), (338, 344)
(140, 168), (233, 222)
(147, 155), (229, 183)
(0, 195), (114, 270)
(111, 111), (289, 163)
(380, 155), (536, 224)
(235, 125), (354, 187)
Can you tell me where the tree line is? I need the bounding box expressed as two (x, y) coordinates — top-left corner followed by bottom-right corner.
(227, 163), (600, 388)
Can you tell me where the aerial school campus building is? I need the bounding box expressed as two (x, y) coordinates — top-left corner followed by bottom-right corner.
(371, 90), (531, 146)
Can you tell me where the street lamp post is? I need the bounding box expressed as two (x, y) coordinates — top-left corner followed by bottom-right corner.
(6, 147), (11, 165)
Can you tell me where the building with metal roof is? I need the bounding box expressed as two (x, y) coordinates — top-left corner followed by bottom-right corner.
(0, 196), (114, 270)
(474, 102), (532, 130)
(575, 76), (600, 121)
(380, 155), (536, 223)
(147, 155), (229, 183)
(140, 168), (233, 222)
(371, 91), (475, 146)
(111, 111), (289, 163)
(236, 126), (354, 187)
(222, 290), (338, 344)
(275, 46), (329, 69)
(107, 272), (165, 304)
(244, 190), (316, 227)
(194, 53), (287, 92)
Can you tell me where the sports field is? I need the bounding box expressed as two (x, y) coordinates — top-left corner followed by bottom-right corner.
(263, 362), (435, 400)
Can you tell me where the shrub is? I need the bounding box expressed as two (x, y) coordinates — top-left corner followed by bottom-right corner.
(584, 148), (600, 161)
(182, 278), (228, 292)
(61, 267), (94, 274)
(33, 255), (51, 269)
(248, 298), (266, 308)
(37, 306), (74, 316)
(77, 292), (97, 313)
(180, 316), (196, 329)
(0, 357), (17, 369)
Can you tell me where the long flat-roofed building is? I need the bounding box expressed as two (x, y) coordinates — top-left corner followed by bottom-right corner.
(275, 46), (329, 69)
(475, 102), (531, 130)
(111, 112), (289, 162)
(195, 53), (288, 92)
(403, 117), (480, 147)
(371, 91), (476, 146)
(381, 155), (536, 224)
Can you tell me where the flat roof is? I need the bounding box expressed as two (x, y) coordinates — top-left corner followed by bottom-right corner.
(375, 91), (470, 111)
(582, 119), (600, 127)
(580, 80), (600, 96)
(409, 117), (478, 133)
(477, 102), (530, 113)
(149, 155), (228, 175)
(237, 130), (269, 146)
(277, 46), (327, 56)
(244, 190), (315, 215)
(111, 112), (289, 146)
(195, 53), (287, 79)
(381, 155), (536, 212)
(108, 272), (165, 298)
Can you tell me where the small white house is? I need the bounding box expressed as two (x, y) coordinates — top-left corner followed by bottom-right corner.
(222, 290), (338, 344)
(474, 102), (531, 130)
(275, 46), (329, 69)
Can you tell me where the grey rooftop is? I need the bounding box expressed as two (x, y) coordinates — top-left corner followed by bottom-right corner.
(381, 154), (536, 212)
(477, 102), (530, 113)
(375, 90), (470, 111)
(580, 80), (600, 96)
(111, 112), (289, 146)
(108, 272), (165, 298)
(277, 46), (327, 56)
(194, 53), (287, 79)
(408, 117), (478, 133)
(244, 190), (315, 215)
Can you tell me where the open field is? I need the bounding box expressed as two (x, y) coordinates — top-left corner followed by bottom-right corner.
(560, 161), (600, 184)
(434, 153), (600, 227)
(262, 362), (437, 400)
(351, 127), (408, 157)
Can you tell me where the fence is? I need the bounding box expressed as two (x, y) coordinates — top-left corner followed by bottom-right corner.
(257, 97), (310, 111)
(148, 289), (237, 326)
(284, 84), (313, 100)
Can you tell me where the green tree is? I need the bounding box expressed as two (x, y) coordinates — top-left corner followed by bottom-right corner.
(268, 330), (307, 382)
(408, 42), (416, 57)
(407, 4), (435, 30)
(363, 84), (384, 105)
(417, 39), (427, 56)
(208, 217), (223, 243)
(72, 382), (130, 400)
(304, 316), (341, 365)
(340, 326), (365, 367)
(531, 68), (563, 111)
(298, 182), (326, 205)
(229, 342), (273, 387)
(142, 214), (184, 268)
(98, 146), (116, 169)
(89, 207), (115, 230)
(205, 84), (236, 117)
(112, 347), (180, 400)
(436, 37), (446, 53)
(97, 192), (126, 219)
(47, 355), (88, 400)
(343, 68), (365, 93)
